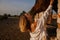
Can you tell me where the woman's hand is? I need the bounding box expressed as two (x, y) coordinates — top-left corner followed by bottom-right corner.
(50, 0), (54, 5)
(31, 21), (37, 32)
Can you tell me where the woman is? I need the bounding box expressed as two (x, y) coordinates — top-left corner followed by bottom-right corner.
(19, 0), (54, 40)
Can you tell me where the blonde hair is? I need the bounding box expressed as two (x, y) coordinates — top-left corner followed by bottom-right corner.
(19, 15), (31, 32)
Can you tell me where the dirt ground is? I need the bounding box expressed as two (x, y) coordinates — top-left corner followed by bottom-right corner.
(0, 18), (30, 40)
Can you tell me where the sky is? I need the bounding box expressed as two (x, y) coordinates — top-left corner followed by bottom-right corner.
(0, 0), (35, 15)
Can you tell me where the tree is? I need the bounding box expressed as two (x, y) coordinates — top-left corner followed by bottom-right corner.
(8, 14), (11, 17)
(3, 13), (8, 19)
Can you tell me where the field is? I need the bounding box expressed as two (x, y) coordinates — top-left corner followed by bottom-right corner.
(0, 17), (57, 40)
(0, 17), (30, 40)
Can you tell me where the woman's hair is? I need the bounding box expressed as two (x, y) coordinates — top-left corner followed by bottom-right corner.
(29, 0), (58, 18)
(52, 0), (58, 13)
(29, 0), (50, 19)
(29, 0), (50, 15)
(19, 14), (31, 32)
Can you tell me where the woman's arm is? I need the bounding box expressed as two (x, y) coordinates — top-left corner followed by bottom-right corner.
(44, 0), (54, 13)
(43, 0), (54, 19)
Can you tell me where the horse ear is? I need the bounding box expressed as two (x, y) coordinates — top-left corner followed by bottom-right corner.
(19, 15), (28, 32)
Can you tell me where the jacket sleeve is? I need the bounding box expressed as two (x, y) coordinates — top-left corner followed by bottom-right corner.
(43, 5), (52, 20)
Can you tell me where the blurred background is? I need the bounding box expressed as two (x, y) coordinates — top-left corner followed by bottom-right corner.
(0, 0), (35, 40)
